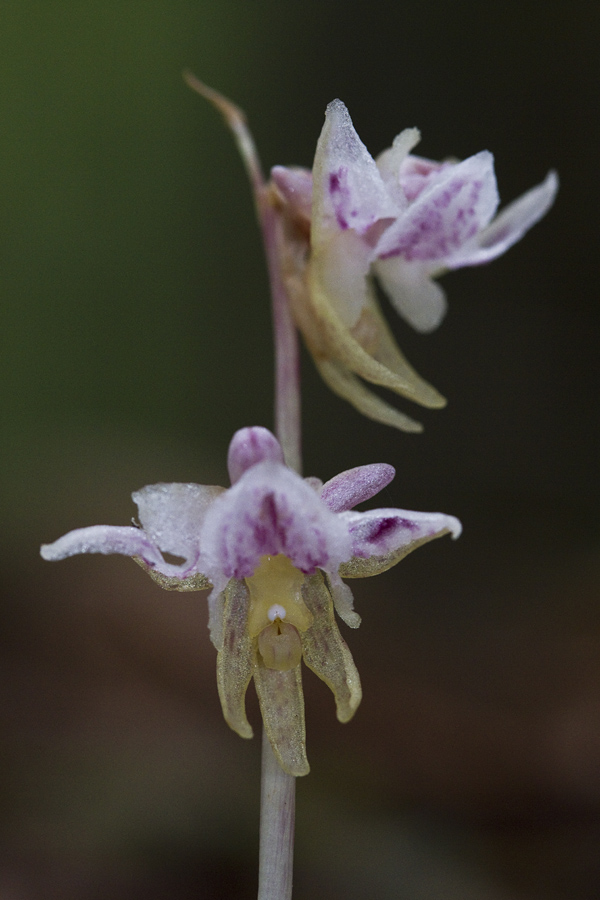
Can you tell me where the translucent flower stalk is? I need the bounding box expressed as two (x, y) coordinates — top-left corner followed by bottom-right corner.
(182, 75), (303, 898)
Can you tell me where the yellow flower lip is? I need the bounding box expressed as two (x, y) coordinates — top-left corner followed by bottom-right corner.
(246, 554), (314, 638)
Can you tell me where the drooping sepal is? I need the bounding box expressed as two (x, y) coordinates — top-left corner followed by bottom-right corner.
(253, 657), (309, 777)
(307, 254), (446, 409)
(300, 572), (362, 723)
(216, 579), (255, 739)
(315, 357), (425, 433)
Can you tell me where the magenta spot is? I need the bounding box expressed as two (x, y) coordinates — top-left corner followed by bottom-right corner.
(366, 517), (398, 541)
(395, 517), (420, 531)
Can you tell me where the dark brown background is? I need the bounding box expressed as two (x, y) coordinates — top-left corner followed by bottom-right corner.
(1, 1), (599, 897)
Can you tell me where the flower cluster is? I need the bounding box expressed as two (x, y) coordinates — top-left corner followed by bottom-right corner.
(41, 426), (461, 775)
(270, 100), (557, 431)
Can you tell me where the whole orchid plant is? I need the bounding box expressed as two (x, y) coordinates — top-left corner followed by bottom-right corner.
(41, 75), (556, 900)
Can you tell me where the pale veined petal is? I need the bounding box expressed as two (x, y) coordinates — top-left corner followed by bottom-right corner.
(327, 574), (361, 629)
(253, 658), (309, 777)
(216, 579), (255, 738)
(358, 278), (448, 392)
(300, 573), (362, 723)
(314, 228), (373, 329)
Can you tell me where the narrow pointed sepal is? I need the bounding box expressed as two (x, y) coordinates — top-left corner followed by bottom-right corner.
(253, 658), (309, 776)
(307, 254), (446, 409)
(216, 579), (255, 739)
(315, 356), (424, 433)
(300, 573), (362, 723)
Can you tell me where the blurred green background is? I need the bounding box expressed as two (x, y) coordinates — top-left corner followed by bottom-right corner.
(1, 1), (599, 898)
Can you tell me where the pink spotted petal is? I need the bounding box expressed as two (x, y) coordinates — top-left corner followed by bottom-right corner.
(342, 507), (462, 559)
(446, 169), (559, 268)
(320, 463), (396, 512)
(312, 99), (398, 245)
(399, 154), (454, 202)
(375, 151), (499, 263)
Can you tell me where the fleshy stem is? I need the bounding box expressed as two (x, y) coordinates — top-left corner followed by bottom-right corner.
(183, 73), (302, 474)
(184, 73), (300, 900)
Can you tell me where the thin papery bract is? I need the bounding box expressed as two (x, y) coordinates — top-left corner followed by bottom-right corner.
(270, 100), (557, 431)
(41, 426), (461, 775)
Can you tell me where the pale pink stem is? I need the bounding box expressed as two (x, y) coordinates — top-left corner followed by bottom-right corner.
(184, 74), (299, 900)
(258, 728), (295, 900)
(183, 73), (302, 474)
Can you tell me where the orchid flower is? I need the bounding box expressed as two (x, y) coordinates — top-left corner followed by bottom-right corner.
(41, 426), (461, 775)
(270, 100), (557, 431)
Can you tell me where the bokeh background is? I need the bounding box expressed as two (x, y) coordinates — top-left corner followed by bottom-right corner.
(1, 2), (599, 897)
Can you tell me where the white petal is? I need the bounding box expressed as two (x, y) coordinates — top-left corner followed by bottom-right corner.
(447, 169), (559, 268)
(133, 482), (224, 562)
(374, 256), (448, 333)
(312, 99), (397, 246)
(41, 524), (165, 569)
(376, 151), (499, 262)
(315, 228), (373, 328)
(376, 128), (421, 206)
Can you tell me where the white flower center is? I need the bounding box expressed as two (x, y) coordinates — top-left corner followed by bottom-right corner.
(267, 604), (287, 622)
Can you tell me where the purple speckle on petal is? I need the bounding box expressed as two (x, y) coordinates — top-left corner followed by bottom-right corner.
(365, 517), (398, 541)
(395, 517), (420, 531)
(379, 176), (487, 261)
(328, 167), (350, 230)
